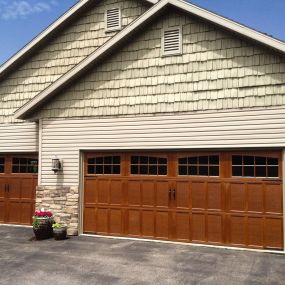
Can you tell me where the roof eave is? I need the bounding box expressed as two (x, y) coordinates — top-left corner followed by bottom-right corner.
(0, 0), (157, 79)
(14, 0), (167, 120)
(172, 0), (285, 54)
(14, 0), (285, 120)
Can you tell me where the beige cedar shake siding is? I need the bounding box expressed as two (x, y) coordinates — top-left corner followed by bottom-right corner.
(31, 9), (285, 120)
(0, 0), (149, 124)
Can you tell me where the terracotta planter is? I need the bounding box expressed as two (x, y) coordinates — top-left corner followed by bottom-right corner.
(53, 227), (67, 240)
(33, 217), (54, 240)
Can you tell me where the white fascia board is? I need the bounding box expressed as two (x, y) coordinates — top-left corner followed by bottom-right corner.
(14, 0), (285, 120)
(0, 0), (157, 76)
(170, 0), (285, 53)
(0, 0), (91, 75)
(14, 0), (169, 120)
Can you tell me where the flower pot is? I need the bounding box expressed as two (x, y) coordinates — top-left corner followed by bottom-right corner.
(53, 227), (67, 240)
(33, 217), (54, 240)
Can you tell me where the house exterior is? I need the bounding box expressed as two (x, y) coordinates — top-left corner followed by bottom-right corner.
(0, 0), (285, 251)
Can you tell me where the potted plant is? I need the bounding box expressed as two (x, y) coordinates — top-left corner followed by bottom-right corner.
(52, 223), (67, 240)
(32, 210), (54, 240)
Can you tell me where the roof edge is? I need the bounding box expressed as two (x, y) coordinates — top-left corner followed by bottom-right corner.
(14, 0), (285, 120)
(172, 0), (285, 53)
(0, 0), (157, 79)
(14, 0), (167, 120)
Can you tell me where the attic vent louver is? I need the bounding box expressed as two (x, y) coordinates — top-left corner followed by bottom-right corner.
(105, 8), (121, 32)
(162, 27), (182, 56)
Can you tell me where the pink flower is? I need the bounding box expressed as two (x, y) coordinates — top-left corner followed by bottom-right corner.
(34, 210), (53, 217)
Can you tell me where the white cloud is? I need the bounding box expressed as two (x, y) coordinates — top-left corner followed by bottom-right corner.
(0, 0), (58, 20)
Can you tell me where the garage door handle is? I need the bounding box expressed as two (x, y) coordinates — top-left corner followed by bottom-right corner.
(172, 189), (176, 200)
(169, 189), (172, 200)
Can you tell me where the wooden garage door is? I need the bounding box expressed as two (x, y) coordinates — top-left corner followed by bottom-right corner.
(0, 155), (38, 225)
(84, 151), (283, 250)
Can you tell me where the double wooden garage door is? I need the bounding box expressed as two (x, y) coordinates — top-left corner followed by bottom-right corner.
(84, 151), (283, 250)
(0, 155), (38, 225)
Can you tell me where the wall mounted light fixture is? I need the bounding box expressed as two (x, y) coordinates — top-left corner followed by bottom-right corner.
(52, 157), (62, 173)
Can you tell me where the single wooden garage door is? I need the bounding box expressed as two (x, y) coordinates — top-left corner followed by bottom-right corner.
(84, 151), (283, 250)
(0, 155), (38, 225)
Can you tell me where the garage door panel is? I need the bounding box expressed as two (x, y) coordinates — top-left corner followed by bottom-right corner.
(97, 180), (109, 204)
(264, 218), (283, 249)
(228, 183), (246, 212)
(247, 183), (263, 213)
(175, 212), (190, 241)
(142, 181), (155, 207)
(127, 209), (140, 236)
(191, 182), (206, 210)
(156, 181), (169, 208)
(207, 182), (223, 211)
(265, 184), (282, 214)
(20, 202), (33, 225)
(228, 215), (246, 246)
(8, 180), (21, 199)
(127, 180), (141, 206)
(0, 201), (4, 222)
(191, 213), (206, 242)
(110, 180), (123, 205)
(142, 211), (155, 237)
(207, 214), (223, 244)
(96, 208), (108, 234)
(0, 178), (4, 223)
(6, 201), (21, 224)
(83, 207), (96, 233)
(20, 178), (35, 199)
(155, 211), (170, 239)
(109, 209), (123, 235)
(247, 217), (263, 247)
(84, 178), (96, 204)
(176, 181), (190, 209)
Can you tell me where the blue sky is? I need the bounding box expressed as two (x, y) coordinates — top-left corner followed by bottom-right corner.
(0, 0), (285, 65)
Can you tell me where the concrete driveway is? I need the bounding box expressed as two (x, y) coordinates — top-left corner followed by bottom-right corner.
(0, 225), (284, 285)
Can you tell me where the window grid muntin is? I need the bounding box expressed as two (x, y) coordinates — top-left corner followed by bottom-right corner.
(87, 156), (121, 175)
(12, 157), (38, 174)
(178, 155), (220, 177)
(130, 156), (167, 176)
(232, 155), (279, 178)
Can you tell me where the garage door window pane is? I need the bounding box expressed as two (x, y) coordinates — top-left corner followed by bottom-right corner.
(232, 155), (279, 178)
(178, 155), (219, 177)
(130, 156), (167, 175)
(268, 166), (278, 177)
(12, 158), (38, 173)
(87, 156), (120, 175)
(0, 157), (4, 173)
(209, 166), (219, 176)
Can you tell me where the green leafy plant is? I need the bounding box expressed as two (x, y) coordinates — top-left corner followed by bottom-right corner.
(52, 223), (63, 229)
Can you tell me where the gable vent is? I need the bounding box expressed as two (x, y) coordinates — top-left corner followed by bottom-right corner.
(162, 28), (182, 56)
(105, 8), (121, 32)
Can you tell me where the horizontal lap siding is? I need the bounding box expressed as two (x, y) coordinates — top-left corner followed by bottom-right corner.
(0, 122), (38, 152)
(41, 108), (285, 186)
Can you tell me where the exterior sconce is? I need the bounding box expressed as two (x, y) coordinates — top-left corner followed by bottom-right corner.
(52, 157), (62, 173)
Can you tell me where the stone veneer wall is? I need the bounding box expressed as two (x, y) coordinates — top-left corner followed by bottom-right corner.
(36, 186), (79, 235)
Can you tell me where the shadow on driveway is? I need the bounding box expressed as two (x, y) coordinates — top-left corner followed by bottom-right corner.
(0, 225), (284, 285)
